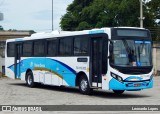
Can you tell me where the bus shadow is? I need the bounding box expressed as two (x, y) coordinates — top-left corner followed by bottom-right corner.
(9, 83), (151, 99)
(91, 90), (151, 99)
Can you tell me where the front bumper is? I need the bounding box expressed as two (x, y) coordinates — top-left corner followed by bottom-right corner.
(109, 78), (153, 91)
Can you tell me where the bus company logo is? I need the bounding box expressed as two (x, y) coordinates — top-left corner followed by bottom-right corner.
(30, 62), (45, 68)
(76, 66), (86, 70)
(34, 63), (45, 68)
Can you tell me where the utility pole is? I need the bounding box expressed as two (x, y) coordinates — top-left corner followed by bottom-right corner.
(140, 0), (144, 28)
(52, 0), (54, 31)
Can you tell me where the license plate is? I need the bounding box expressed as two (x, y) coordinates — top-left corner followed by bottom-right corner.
(134, 84), (141, 87)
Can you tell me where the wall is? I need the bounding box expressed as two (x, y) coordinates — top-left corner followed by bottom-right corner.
(153, 42), (160, 75)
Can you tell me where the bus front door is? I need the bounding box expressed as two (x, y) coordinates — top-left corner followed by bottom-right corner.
(91, 38), (103, 87)
(14, 44), (22, 79)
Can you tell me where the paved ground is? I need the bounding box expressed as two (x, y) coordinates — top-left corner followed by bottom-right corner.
(0, 76), (159, 113)
(0, 76), (159, 105)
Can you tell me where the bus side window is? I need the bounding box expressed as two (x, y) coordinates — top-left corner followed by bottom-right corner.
(22, 42), (33, 57)
(7, 42), (15, 57)
(33, 40), (45, 56)
(59, 37), (72, 56)
(74, 36), (88, 56)
(47, 40), (57, 56)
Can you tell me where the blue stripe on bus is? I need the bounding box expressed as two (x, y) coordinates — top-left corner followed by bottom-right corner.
(8, 58), (77, 86)
(53, 59), (77, 75)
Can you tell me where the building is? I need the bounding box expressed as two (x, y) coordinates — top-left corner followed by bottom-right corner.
(0, 30), (34, 76)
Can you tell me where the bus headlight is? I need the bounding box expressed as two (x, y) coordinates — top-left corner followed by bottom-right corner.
(111, 72), (123, 83)
(150, 75), (153, 80)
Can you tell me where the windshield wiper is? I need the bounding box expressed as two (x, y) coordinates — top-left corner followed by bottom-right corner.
(122, 39), (131, 54)
(138, 46), (141, 62)
(140, 40), (145, 54)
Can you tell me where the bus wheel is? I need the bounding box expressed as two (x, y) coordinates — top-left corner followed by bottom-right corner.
(113, 90), (124, 95)
(26, 71), (35, 88)
(79, 76), (92, 95)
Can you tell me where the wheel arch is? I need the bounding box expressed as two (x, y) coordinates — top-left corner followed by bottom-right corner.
(25, 69), (32, 81)
(75, 71), (89, 86)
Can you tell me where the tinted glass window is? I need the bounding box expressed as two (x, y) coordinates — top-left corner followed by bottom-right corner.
(74, 36), (88, 55)
(7, 42), (15, 57)
(47, 40), (57, 56)
(23, 42), (33, 57)
(34, 40), (45, 56)
(59, 37), (72, 56)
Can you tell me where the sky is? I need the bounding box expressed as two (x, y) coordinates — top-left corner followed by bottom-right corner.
(0, 0), (73, 32)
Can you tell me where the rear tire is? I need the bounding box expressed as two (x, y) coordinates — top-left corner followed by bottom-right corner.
(26, 71), (35, 88)
(113, 90), (124, 95)
(79, 76), (92, 95)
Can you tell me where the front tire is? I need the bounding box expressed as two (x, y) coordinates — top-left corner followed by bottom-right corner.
(113, 90), (124, 95)
(26, 71), (35, 88)
(79, 76), (92, 95)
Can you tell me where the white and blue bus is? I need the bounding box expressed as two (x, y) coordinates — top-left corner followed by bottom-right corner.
(5, 27), (153, 94)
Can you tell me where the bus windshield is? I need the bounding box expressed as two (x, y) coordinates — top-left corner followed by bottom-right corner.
(112, 40), (152, 67)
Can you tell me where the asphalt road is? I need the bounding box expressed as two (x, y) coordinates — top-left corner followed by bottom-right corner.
(0, 76), (159, 106)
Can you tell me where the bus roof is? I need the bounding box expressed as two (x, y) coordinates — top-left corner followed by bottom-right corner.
(6, 27), (147, 42)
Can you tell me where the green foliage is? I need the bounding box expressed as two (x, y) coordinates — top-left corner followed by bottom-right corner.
(29, 30), (36, 34)
(146, 0), (160, 41)
(0, 25), (3, 31)
(76, 21), (91, 30)
(60, 0), (93, 31)
(147, 0), (160, 21)
(60, 0), (160, 40)
(60, 12), (77, 31)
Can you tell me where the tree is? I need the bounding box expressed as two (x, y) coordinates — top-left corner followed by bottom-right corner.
(147, 0), (160, 24)
(60, 0), (157, 31)
(60, 0), (93, 30)
(146, 0), (160, 40)
(0, 25), (3, 30)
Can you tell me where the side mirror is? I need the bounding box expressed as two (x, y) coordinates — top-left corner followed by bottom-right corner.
(108, 39), (113, 59)
(109, 43), (113, 54)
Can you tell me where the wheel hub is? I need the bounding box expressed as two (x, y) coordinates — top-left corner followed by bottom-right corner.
(81, 79), (88, 91)
(27, 75), (32, 85)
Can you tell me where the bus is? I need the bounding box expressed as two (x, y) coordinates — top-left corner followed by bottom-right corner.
(5, 27), (153, 95)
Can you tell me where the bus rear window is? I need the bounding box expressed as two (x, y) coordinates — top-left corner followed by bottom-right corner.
(7, 42), (15, 57)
